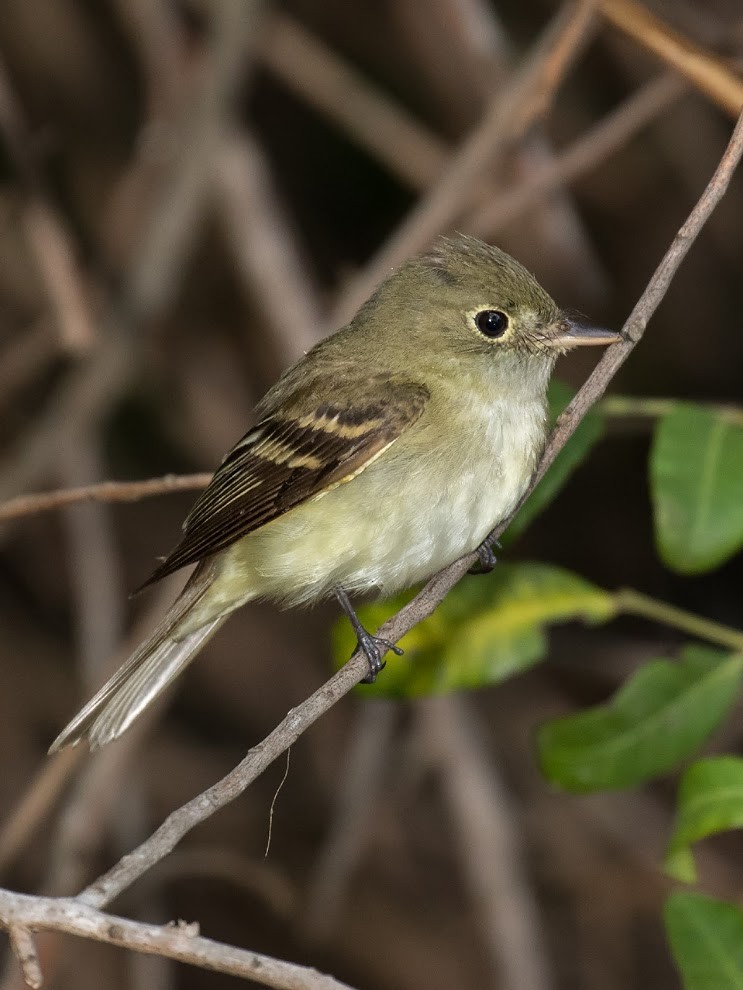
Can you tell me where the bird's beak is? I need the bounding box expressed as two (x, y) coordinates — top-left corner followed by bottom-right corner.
(546, 318), (622, 350)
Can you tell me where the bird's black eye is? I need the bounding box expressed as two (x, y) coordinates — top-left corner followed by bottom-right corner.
(474, 309), (509, 339)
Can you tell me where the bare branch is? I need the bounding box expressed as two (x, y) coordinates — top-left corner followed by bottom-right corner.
(303, 703), (397, 941)
(0, 888), (357, 990)
(470, 72), (686, 237)
(0, 59), (95, 355)
(261, 15), (446, 191)
(0, 475), (212, 523)
(599, 0), (743, 116)
(418, 697), (553, 990)
(214, 129), (324, 363)
(0, 750), (83, 874)
(8, 927), (41, 990)
(76, 654), (370, 910)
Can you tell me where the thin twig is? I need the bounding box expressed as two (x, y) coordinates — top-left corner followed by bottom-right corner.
(0, 474), (212, 523)
(71, 104), (743, 918)
(8, 927), (41, 990)
(76, 656), (370, 910)
(599, 0), (743, 116)
(0, 888), (357, 990)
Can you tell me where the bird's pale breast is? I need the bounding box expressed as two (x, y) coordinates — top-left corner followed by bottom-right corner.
(208, 385), (548, 612)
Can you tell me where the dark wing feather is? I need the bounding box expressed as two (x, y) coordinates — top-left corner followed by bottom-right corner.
(140, 381), (429, 587)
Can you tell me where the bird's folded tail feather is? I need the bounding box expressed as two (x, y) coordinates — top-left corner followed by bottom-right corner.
(49, 563), (224, 752)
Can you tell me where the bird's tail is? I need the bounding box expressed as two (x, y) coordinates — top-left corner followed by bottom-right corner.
(50, 562), (226, 752)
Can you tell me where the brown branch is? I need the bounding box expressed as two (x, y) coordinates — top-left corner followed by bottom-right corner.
(67, 106), (743, 918)
(470, 71), (686, 237)
(0, 474), (212, 523)
(303, 703), (397, 941)
(0, 59), (95, 355)
(214, 129), (324, 364)
(418, 697), (553, 990)
(0, 1), (256, 506)
(0, 888), (357, 990)
(260, 14), (446, 191)
(331, 0), (597, 326)
(599, 0), (743, 117)
(0, 749), (83, 874)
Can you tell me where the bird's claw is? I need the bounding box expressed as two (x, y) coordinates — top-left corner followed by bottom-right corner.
(358, 631), (403, 684)
(469, 536), (501, 575)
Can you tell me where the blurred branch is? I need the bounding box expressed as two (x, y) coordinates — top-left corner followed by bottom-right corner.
(393, 0), (607, 300)
(59, 434), (124, 685)
(56, 101), (743, 927)
(261, 14), (446, 191)
(599, 0), (743, 116)
(0, 1), (257, 505)
(0, 474), (212, 523)
(215, 129), (323, 363)
(332, 0), (597, 324)
(0, 322), (58, 415)
(0, 888), (357, 990)
(0, 58), (95, 354)
(471, 71), (686, 237)
(20, 202), (95, 355)
(303, 703), (397, 941)
(0, 750), (83, 875)
(418, 697), (553, 990)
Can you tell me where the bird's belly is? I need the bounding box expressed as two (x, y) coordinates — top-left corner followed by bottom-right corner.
(219, 398), (544, 607)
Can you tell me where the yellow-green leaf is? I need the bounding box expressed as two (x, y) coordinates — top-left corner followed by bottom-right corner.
(332, 563), (615, 697)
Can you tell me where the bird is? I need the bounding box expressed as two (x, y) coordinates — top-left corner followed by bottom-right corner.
(50, 234), (620, 752)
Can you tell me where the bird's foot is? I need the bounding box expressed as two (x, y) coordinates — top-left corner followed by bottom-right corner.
(334, 586), (403, 683)
(469, 536), (501, 575)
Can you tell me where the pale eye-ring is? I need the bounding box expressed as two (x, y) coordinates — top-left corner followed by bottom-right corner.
(474, 309), (509, 339)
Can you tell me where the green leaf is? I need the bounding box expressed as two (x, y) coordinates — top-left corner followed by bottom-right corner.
(665, 892), (743, 990)
(538, 645), (743, 792)
(505, 380), (605, 542)
(332, 563), (615, 698)
(651, 403), (743, 573)
(665, 756), (743, 883)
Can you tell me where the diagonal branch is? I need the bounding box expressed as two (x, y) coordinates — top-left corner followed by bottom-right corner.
(74, 107), (743, 914)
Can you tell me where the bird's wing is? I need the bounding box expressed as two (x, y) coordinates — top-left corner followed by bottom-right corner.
(140, 378), (430, 586)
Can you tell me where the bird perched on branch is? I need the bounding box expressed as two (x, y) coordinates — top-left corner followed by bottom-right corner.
(51, 234), (619, 751)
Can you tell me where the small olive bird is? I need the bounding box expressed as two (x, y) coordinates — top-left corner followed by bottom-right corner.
(51, 235), (619, 751)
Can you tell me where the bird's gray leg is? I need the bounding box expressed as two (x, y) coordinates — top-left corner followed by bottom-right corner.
(334, 586), (403, 683)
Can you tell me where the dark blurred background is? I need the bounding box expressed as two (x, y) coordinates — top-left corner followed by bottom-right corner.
(0, 1), (742, 988)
